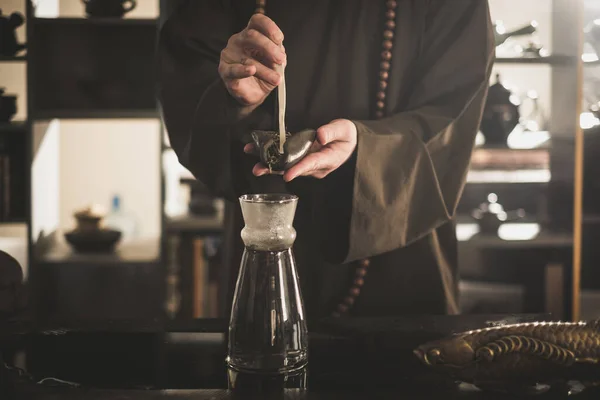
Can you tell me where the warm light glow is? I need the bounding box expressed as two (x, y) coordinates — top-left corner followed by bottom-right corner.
(456, 224), (480, 241)
(581, 112), (600, 129)
(488, 203), (503, 214)
(507, 129), (550, 149)
(495, 20), (506, 35)
(498, 223), (540, 241)
(475, 132), (486, 146)
(467, 169), (550, 183)
(456, 223), (540, 242)
(509, 94), (522, 106)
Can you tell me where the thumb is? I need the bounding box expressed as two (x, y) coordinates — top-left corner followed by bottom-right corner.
(316, 124), (340, 146)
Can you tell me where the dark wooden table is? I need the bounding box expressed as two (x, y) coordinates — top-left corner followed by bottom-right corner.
(458, 230), (573, 319)
(11, 385), (600, 400)
(4, 314), (594, 400)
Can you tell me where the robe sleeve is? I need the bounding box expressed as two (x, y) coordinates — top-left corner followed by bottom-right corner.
(157, 1), (276, 201)
(324, 0), (496, 264)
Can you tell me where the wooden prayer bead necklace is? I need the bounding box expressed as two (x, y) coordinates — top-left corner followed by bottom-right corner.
(255, 0), (397, 317)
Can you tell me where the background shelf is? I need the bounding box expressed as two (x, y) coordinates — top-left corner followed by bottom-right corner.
(33, 110), (159, 119)
(495, 55), (577, 65)
(165, 215), (224, 235)
(0, 121), (28, 132)
(31, 17), (157, 26)
(0, 55), (27, 62)
(0, 127), (27, 222)
(34, 237), (161, 265)
(471, 147), (550, 170)
(30, 19), (158, 116)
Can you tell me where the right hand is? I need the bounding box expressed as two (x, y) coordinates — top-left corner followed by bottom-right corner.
(219, 14), (286, 107)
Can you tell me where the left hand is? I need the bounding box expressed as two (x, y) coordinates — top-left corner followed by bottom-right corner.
(244, 119), (358, 182)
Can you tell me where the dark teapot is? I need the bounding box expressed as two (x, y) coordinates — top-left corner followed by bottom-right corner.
(251, 129), (316, 173)
(480, 74), (520, 146)
(471, 193), (525, 235)
(0, 9), (26, 57)
(82, 0), (137, 18)
(0, 88), (17, 123)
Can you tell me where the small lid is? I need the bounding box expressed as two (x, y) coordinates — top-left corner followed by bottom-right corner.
(74, 204), (106, 219)
(487, 73), (514, 103)
(490, 74), (508, 91)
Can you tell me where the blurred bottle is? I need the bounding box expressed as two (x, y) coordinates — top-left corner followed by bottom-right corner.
(104, 194), (138, 242)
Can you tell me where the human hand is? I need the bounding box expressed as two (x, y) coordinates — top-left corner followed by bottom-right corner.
(219, 14), (286, 107)
(244, 119), (358, 182)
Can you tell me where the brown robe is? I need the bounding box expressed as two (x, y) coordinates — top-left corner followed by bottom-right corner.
(157, 0), (495, 322)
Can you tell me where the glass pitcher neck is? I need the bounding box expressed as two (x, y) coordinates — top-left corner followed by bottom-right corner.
(239, 194), (298, 252)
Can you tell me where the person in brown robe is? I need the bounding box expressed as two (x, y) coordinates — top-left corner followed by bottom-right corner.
(157, 1), (495, 322)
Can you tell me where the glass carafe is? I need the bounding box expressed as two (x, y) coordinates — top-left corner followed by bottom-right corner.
(226, 194), (308, 389)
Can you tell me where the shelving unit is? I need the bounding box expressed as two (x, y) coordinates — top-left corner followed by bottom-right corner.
(0, 4), (28, 223)
(0, 55), (27, 61)
(495, 55), (577, 65)
(458, 0), (584, 320)
(0, 1), (166, 325)
(0, 121), (27, 223)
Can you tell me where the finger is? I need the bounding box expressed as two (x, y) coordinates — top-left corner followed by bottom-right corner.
(244, 143), (260, 157)
(252, 163), (271, 176)
(284, 152), (334, 182)
(241, 28), (285, 65)
(316, 123), (345, 146)
(221, 46), (282, 86)
(249, 60), (281, 86)
(247, 13), (284, 45)
(218, 62), (256, 80)
(243, 143), (255, 154)
(234, 60), (280, 87)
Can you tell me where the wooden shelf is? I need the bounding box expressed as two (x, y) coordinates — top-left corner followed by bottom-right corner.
(32, 17), (157, 26)
(495, 55), (576, 65)
(0, 130), (28, 222)
(459, 232), (573, 249)
(30, 20), (158, 115)
(3, 317), (230, 336)
(35, 237), (161, 265)
(33, 110), (158, 119)
(0, 55), (27, 62)
(32, 236), (164, 320)
(582, 215), (600, 224)
(0, 121), (28, 132)
(471, 147), (549, 170)
(467, 169), (550, 184)
(165, 215), (224, 235)
(0, 217), (27, 224)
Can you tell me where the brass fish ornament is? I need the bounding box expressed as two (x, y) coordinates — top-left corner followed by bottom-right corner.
(414, 320), (600, 394)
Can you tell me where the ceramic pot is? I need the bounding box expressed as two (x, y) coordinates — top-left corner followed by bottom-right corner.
(0, 88), (17, 123)
(82, 0), (137, 18)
